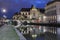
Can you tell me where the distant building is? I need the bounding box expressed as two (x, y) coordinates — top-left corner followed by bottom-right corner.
(45, 0), (60, 23)
(12, 5), (45, 34)
(45, 0), (57, 38)
(20, 5), (45, 23)
(13, 12), (18, 20)
(13, 5), (45, 22)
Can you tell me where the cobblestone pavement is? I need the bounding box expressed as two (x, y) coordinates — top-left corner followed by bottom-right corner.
(0, 24), (19, 40)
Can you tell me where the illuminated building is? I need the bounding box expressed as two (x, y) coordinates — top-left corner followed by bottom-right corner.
(20, 5), (45, 23)
(13, 5), (45, 34)
(45, 0), (57, 36)
(13, 12), (19, 20)
(13, 5), (45, 22)
(45, 0), (60, 23)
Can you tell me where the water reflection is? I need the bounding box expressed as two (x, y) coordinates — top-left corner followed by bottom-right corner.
(17, 25), (57, 40)
(57, 28), (60, 40)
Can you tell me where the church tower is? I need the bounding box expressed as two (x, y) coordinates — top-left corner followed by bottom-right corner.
(30, 5), (40, 19)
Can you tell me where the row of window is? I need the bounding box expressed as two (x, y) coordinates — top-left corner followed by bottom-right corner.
(47, 16), (57, 23)
(46, 10), (56, 15)
(21, 12), (30, 15)
(46, 5), (56, 10)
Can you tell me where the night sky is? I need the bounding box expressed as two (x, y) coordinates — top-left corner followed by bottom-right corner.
(0, 0), (52, 19)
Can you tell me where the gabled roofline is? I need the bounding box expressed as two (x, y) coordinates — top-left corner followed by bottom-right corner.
(47, 0), (60, 6)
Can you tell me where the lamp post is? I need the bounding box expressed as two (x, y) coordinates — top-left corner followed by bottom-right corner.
(1, 8), (7, 18)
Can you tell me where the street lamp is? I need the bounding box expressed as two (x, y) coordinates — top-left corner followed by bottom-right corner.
(1, 8), (7, 13)
(3, 9), (6, 13)
(1, 8), (7, 19)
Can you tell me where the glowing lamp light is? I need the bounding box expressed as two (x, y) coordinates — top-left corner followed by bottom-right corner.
(57, 15), (60, 23)
(43, 28), (47, 32)
(1, 8), (7, 13)
(43, 16), (46, 19)
(32, 34), (37, 38)
(43, 16), (47, 22)
(3, 9), (6, 13)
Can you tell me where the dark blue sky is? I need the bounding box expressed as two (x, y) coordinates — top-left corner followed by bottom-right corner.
(0, 0), (52, 18)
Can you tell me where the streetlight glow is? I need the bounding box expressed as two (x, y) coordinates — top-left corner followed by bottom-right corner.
(1, 8), (7, 13)
(43, 16), (46, 19)
(2, 9), (6, 13)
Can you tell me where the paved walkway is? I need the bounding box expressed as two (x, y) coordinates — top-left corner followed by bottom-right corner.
(0, 24), (27, 40)
(0, 24), (19, 40)
(14, 27), (27, 40)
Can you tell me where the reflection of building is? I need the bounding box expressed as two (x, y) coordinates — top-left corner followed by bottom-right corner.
(45, 0), (60, 23)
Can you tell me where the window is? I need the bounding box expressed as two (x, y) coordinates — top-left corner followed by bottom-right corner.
(29, 13), (30, 15)
(46, 6), (56, 10)
(47, 10), (56, 15)
(23, 13), (24, 15)
(33, 13), (35, 16)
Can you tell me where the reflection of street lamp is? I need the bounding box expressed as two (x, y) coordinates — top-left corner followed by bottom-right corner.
(32, 34), (37, 40)
(31, 27), (37, 40)
(32, 34), (37, 38)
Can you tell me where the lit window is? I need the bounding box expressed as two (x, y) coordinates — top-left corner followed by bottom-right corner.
(55, 16), (56, 20)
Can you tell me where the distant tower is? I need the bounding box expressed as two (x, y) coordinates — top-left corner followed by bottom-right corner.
(30, 5), (40, 19)
(31, 5), (36, 9)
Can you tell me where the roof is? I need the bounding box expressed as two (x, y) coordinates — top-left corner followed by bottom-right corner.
(47, 0), (60, 5)
(20, 8), (30, 11)
(14, 12), (19, 16)
(37, 8), (45, 13)
(20, 5), (45, 13)
(20, 5), (35, 11)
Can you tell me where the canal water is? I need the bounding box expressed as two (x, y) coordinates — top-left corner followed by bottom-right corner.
(17, 25), (57, 40)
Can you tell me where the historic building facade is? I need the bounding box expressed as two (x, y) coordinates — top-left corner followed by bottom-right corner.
(44, 0), (58, 36)
(13, 5), (45, 23)
(13, 5), (45, 34)
(45, 0), (60, 23)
